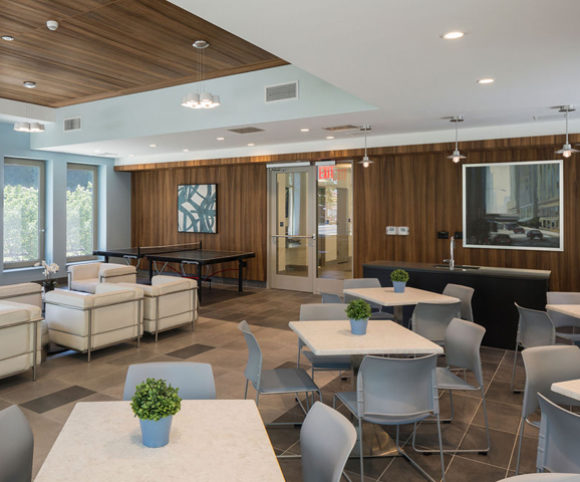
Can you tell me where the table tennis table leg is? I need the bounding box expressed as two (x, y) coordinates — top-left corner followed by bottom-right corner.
(238, 260), (247, 292)
(197, 264), (203, 303)
(148, 259), (153, 284)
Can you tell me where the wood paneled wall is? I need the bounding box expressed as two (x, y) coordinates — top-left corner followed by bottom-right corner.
(132, 164), (267, 281)
(130, 133), (580, 289)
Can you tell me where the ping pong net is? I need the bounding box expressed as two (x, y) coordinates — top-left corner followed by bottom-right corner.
(138, 241), (202, 256)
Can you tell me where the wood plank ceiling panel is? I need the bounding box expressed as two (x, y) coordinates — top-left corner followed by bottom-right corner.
(0, 0), (287, 107)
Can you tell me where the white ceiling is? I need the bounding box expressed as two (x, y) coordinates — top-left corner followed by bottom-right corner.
(5, 0), (580, 163)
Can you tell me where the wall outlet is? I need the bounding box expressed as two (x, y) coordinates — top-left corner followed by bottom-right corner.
(397, 226), (410, 235)
(386, 226), (397, 235)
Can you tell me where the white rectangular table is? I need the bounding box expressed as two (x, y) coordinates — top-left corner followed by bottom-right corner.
(546, 304), (580, 319)
(289, 319), (444, 356)
(551, 379), (580, 402)
(35, 400), (284, 482)
(343, 286), (459, 323)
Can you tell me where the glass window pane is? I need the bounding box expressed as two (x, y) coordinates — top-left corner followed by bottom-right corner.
(3, 160), (44, 266)
(66, 165), (97, 259)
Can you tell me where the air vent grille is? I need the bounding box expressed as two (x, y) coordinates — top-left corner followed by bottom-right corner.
(265, 81), (298, 102)
(64, 117), (81, 131)
(228, 127), (264, 134)
(323, 124), (359, 132)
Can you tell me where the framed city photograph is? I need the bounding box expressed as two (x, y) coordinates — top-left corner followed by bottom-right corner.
(177, 183), (217, 233)
(463, 160), (563, 251)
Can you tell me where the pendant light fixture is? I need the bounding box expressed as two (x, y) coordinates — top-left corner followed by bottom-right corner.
(13, 97), (45, 133)
(181, 40), (221, 109)
(555, 105), (578, 158)
(358, 124), (373, 168)
(447, 116), (466, 163)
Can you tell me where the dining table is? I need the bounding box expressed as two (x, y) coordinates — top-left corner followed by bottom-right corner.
(342, 286), (459, 324)
(34, 400), (284, 481)
(551, 379), (580, 402)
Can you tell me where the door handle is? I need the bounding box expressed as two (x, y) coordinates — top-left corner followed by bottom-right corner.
(271, 234), (317, 240)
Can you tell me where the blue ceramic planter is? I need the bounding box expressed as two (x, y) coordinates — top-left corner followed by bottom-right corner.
(393, 281), (406, 293)
(140, 416), (173, 448)
(350, 318), (368, 335)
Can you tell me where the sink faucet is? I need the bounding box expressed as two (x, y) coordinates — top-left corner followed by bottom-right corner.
(444, 236), (455, 270)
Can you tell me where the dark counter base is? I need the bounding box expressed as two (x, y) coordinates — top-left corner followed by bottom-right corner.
(363, 262), (550, 349)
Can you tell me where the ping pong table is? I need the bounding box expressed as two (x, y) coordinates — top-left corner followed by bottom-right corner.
(93, 242), (255, 303)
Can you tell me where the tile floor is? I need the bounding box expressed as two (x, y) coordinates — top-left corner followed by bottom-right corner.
(0, 284), (540, 481)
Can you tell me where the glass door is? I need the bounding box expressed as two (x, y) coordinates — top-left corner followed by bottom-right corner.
(268, 163), (353, 293)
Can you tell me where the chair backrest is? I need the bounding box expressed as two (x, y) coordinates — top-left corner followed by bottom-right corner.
(238, 320), (262, 390)
(537, 393), (580, 473)
(444, 318), (486, 386)
(411, 301), (462, 343)
(343, 278), (381, 303)
(521, 345), (580, 419)
(442, 283), (474, 322)
(123, 362), (216, 400)
(0, 405), (33, 482)
(515, 303), (555, 348)
(546, 292), (580, 330)
(357, 355), (439, 422)
(300, 401), (357, 482)
(300, 303), (348, 321)
(497, 474), (580, 481)
(321, 292), (342, 304)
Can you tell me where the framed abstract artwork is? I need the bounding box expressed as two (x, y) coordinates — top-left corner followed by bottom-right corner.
(177, 184), (217, 233)
(463, 160), (563, 251)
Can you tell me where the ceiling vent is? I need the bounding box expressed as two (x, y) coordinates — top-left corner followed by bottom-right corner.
(64, 117), (81, 132)
(323, 124), (359, 132)
(265, 81), (298, 103)
(228, 126), (264, 134)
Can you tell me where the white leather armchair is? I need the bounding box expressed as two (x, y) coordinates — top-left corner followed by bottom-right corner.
(0, 283), (48, 349)
(45, 284), (143, 361)
(67, 262), (137, 293)
(118, 275), (198, 341)
(0, 301), (42, 381)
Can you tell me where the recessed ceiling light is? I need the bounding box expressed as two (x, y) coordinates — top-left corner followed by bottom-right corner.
(247, 143), (255, 147)
(183, 148), (189, 152)
(477, 78), (495, 85)
(326, 135), (335, 140)
(23, 81), (36, 89)
(149, 143), (157, 148)
(1, 35), (14, 41)
(442, 31), (464, 40)
(216, 137), (225, 141)
(300, 128), (310, 132)
(129, 154), (135, 157)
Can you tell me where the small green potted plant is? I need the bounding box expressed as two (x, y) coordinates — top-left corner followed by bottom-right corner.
(390, 269), (409, 293)
(131, 378), (182, 448)
(346, 299), (372, 335)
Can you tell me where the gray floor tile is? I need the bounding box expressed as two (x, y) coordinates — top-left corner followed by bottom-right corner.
(21, 386), (95, 414)
(166, 343), (216, 359)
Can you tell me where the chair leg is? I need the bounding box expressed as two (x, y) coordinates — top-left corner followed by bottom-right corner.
(515, 417), (525, 475)
(480, 387), (491, 454)
(358, 417), (364, 481)
(244, 380), (249, 399)
(511, 342), (521, 392)
(436, 415), (446, 482)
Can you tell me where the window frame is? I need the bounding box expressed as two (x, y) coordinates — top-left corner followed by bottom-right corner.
(66, 163), (99, 263)
(3, 157), (46, 269)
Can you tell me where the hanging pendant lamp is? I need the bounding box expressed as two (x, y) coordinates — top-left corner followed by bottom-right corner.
(447, 116), (466, 163)
(181, 40), (221, 110)
(555, 105), (578, 158)
(358, 124), (373, 168)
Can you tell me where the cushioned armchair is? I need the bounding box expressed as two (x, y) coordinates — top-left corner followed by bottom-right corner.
(118, 275), (197, 341)
(67, 262), (137, 293)
(45, 284), (143, 361)
(0, 301), (43, 381)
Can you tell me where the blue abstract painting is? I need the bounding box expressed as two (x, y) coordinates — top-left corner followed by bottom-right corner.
(178, 184), (217, 233)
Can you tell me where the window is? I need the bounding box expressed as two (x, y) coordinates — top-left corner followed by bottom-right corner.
(66, 164), (98, 261)
(3, 158), (46, 268)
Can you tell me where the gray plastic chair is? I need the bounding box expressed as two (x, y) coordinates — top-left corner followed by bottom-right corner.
(0, 405), (33, 482)
(239, 320), (321, 425)
(343, 278), (394, 320)
(413, 318), (490, 454)
(334, 354), (445, 482)
(123, 362), (216, 400)
(298, 304), (351, 378)
(442, 283), (475, 322)
(498, 474), (580, 481)
(546, 291), (580, 343)
(300, 401), (357, 482)
(537, 393), (580, 473)
(514, 345), (580, 474)
(411, 301), (462, 344)
(511, 303), (556, 392)
(321, 292), (342, 303)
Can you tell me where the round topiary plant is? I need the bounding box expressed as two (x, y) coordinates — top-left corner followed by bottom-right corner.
(346, 299), (372, 320)
(390, 269), (410, 283)
(131, 378), (182, 421)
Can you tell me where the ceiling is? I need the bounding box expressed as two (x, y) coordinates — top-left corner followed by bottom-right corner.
(0, 0), (285, 107)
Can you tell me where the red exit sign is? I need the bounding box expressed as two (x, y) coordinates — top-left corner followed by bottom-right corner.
(318, 166), (335, 179)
